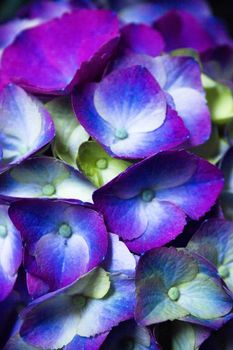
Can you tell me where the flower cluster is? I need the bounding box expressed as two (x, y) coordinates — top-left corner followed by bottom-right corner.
(0, 0), (233, 349)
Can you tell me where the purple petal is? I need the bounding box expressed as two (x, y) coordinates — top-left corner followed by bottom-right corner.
(73, 65), (188, 159)
(93, 151), (223, 253)
(114, 53), (211, 146)
(19, 269), (135, 348)
(0, 18), (40, 59)
(156, 154), (224, 220)
(0, 84), (55, 174)
(1, 10), (120, 94)
(64, 333), (108, 350)
(155, 10), (213, 53)
(201, 44), (233, 84)
(120, 23), (165, 57)
(9, 200), (108, 295)
(126, 200), (186, 254)
(0, 205), (22, 301)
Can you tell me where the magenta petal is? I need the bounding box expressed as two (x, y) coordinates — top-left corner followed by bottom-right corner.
(120, 23), (165, 57)
(155, 10), (213, 53)
(1, 10), (120, 94)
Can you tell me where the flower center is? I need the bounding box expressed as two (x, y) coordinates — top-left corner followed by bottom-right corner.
(42, 184), (56, 196)
(218, 265), (230, 279)
(96, 158), (108, 170)
(59, 224), (72, 238)
(0, 225), (7, 238)
(141, 189), (155, 202)
(115, 128), (128, 140)
(168, 287), (180, 301)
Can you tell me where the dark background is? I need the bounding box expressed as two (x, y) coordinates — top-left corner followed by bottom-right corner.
(0, 0), (232, 37)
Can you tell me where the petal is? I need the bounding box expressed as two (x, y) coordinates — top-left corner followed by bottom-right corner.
(93, 66), (166, 132)
(170, 87), (211, 146)
(93, 192), (148, 241)
(126, 200), (186, 254)
(155, 10), (213, 53)
(93, 151), (223, 244)
(20, 294), (79, 349)
(120, 23), (165, 57)
(45, 96), (89, 168)
(156, 154), (224, 220)
(20, 269), (134, 348)
(64, 333), (108, 350)
(2, 10), (120, 94)
(113, 53), (211, 146)
(188, 219), (233, 293)
(103, 233), (136, 275)
(0, 205), (22, 301)
(74, 273), (135, 337)
(109, 108), (188, 159)
(9, 200), (108, 293)
(0, 84), (55, 173)
(178, 274), (232, 319)
(77, 141), (131, 188)
(0, 157), (95, 203)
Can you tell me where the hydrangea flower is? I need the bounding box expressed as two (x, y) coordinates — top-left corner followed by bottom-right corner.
(0, 157), (95, 203)
(114, 53), (211, 146)
(93, 151), (223, 253)
(135, 247), (233, 328)
(0, 84), (55, 174)
(73, 65), (189, 159)
(0, 205), (22, 301)
(1, 10), (120, 94)
(9, 200), (108, 296)
(187, 219), (233, 293)
(17, 234), (136, 349)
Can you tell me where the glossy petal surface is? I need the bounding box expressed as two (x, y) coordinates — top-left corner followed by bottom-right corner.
(2, 10), (120, 94)
(0, 157), (95, 203)
(0, 84), (55, 174)
(9, 200), (108, 295)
